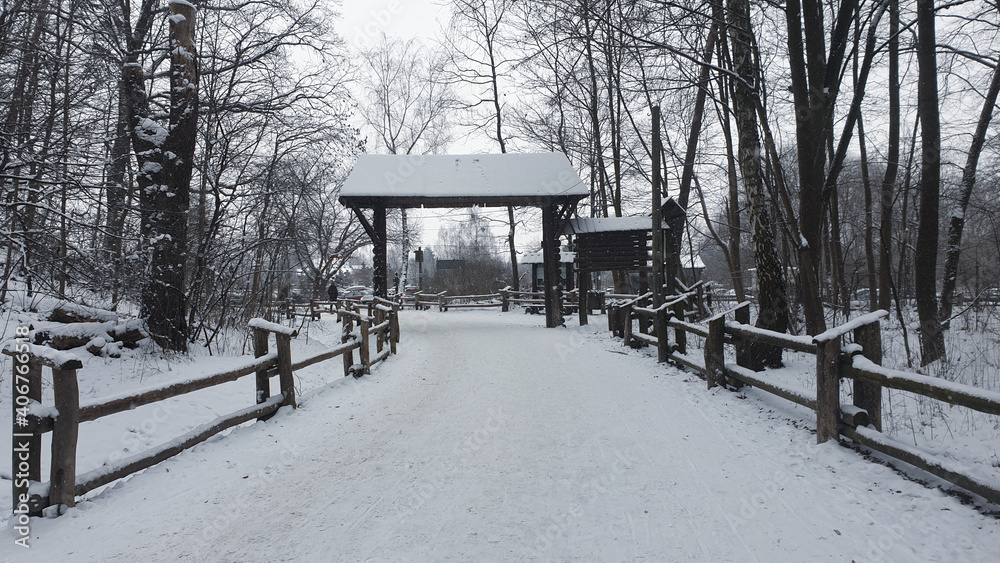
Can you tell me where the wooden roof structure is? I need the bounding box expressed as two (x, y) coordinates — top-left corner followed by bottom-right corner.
(339, 153), (588, 327)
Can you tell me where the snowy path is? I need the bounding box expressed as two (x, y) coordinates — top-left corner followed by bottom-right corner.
(5, 310), (999, 561)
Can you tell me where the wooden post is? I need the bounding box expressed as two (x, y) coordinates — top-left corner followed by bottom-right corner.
(12, 358), (42, 514)
(705, 315), (725, 389)
(48, 367), (80, 512)
(655, 307), (670, 362)
(501, 288), (509, 312)
(376, 308), (385, 355)
(853, 321), (883, 431)
(816, 338), (841, 443)
(359, 317), (371, 376)
(274, 333), (296, 408)
(696, 284), (706, 318)
(342, 316), (355, 377)
(579, 272), (589, 326)
(439, 293), (446, 312)
(253, 327), (270, 404)
(608, 304), (616, 333)
(672, 302), (687, 355)
(541, 203), (564, 328)
(735, 302), (751, 369)
(623, 305), (633, 346)
(389, 307), (399, 355)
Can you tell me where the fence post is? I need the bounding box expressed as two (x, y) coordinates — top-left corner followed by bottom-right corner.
(359, 316), (371, 376)
(705, 314), (725, 389)
(12, 357), (43, 515)
(375, 307), (385, 355)
(816, 338), (841, 443)
(672, 302), (687, 355)
(623, 305), (633, 346)
(253, 327), (270, 405)
(342, 316), (355, 378)
(501, 288), (509, 312)
(853, 321), (883, 431)
(439, 293), (446, 312)
(655, 307), (670, 362)
(389, 306), (399, 354)
(48, 366), (80, 513)
(734, 302), (751, 369)
(608, 303), (616, 334)
(274, 332), (296, 408)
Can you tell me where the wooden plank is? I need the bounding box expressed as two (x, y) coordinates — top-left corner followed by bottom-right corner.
(290, 341), (362, 372)
(48, 367), (80, 512)
(78, 354), (278, 423)
(839, 424), (1000, 505)
(75, 397), (284, 499)
(842, 360), (1000, 417)
(724, 322), (817, 354)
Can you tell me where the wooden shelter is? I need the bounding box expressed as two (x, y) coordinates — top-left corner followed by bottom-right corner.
(339, 153), (588, 328)
(564, 214), (672, 325)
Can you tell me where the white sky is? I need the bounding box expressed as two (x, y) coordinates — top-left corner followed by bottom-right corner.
(334, 0), (546, 267)
(337, 0), (449, 47)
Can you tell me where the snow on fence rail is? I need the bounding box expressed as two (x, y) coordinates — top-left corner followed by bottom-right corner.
(606, 295), (1000, 505)
(5, 301), (400, 517)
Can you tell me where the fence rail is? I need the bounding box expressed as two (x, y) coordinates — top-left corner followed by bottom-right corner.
(605, 294), (1000, 505)
(6, 301), (400, 517)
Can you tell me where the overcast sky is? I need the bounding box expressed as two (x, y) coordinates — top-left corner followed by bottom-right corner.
(337, 0), (449, 48)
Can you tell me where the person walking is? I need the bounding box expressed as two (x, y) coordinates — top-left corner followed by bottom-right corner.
(327, 280), (338, 301)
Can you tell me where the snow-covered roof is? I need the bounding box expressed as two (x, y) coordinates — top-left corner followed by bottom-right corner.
(522, 251), (576, 264)
(340, 153), (588, 207)
(564, 216), (664, 235)
(681, 255), (705, 269)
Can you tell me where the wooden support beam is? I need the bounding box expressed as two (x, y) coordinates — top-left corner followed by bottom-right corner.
(541, 202), (564, 328)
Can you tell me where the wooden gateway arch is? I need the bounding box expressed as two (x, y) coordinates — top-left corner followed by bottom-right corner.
(339, 153), (588, 328)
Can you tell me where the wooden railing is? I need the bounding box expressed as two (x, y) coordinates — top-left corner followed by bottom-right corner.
(607, 297), (1000, 505)
(5, 301), (400, 516)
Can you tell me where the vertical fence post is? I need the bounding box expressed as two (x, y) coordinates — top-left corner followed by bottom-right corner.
(342, 316), (355, 378)
(376, 307), (385, 355)
(672, 302), (687, 355)
(253, 327), (270, 405)
(12, 357), (43, 515)
(49, 366), (80, 513)
(816, 337), (841, 443)
(608, 304), (616, 334)
(438, 293), (446, 312)
(655, 307), (670, 362)
(389, 306), (399, 355)
(274, 332), (296, 408)
(735, 302), (751, 369)
(623, 305), (633, 346)
(705, 314), (725, 389)
(579, 275), (589, 326)
(359, 316), (371, 375)
(853, 321), (883, 431)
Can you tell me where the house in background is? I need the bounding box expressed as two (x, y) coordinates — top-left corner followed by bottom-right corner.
(521, 249), (576, 292)
(681, 255), (706, 282)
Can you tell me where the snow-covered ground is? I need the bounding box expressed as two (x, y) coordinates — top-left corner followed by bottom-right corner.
(2, 310), (1000, 561)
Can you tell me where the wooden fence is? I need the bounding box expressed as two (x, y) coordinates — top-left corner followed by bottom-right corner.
(399, 288), (582, 314)
(5, 300), (400, 516)
(607, 293), (1000, 505)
